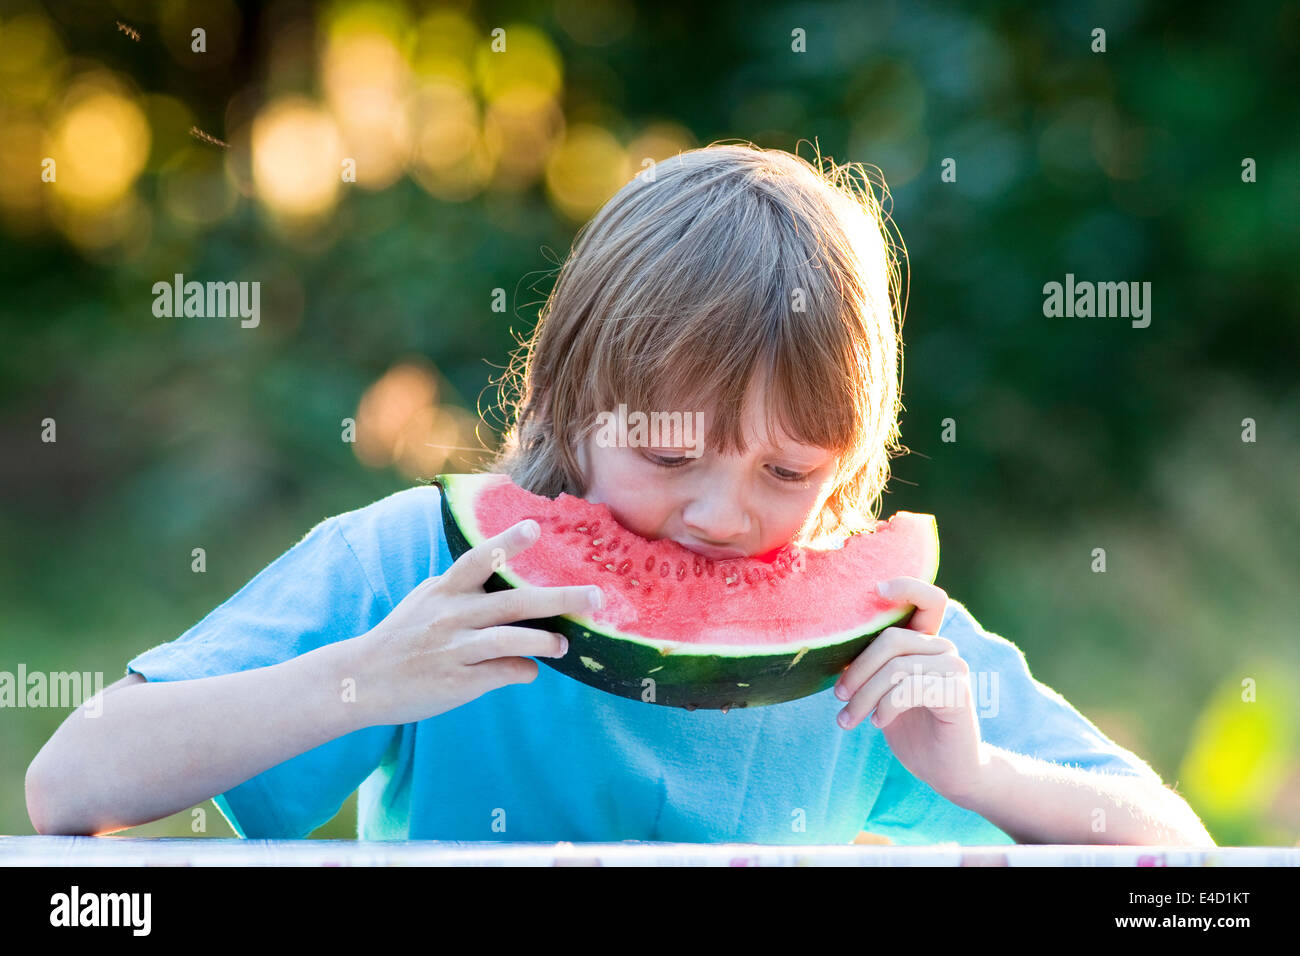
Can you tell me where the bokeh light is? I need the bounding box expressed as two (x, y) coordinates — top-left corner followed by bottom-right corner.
(354, 360), (441, 469)
(0, 12), (66, 106)
(474, 23), (563, 101)
(483, 86), (565, 189)
(47, 76), (151, 211)
(251, 96), (344, 222)
(1180, 665), (1298, 824)
(321, 16), (413, 190)
(407, 78), (493, 201)
(544, 123), (630, 222)
(411, 8), (478, 86)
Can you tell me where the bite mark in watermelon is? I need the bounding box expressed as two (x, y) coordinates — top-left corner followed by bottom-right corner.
(434, 472), (940, 711)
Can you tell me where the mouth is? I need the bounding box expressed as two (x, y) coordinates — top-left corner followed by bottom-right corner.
(676, 539), (749, 560)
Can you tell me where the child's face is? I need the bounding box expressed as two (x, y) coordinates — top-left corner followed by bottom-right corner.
(574, 379), (839, 560)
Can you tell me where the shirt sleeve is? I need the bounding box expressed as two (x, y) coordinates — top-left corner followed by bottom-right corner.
(125, 514), (399, 838)
(864, 598), (1165, 844)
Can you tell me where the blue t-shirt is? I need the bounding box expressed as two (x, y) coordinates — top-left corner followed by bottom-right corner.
(126, 483), (1164, 843)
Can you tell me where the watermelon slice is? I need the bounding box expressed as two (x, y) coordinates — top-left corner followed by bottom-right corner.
(434, 472), (939, 711)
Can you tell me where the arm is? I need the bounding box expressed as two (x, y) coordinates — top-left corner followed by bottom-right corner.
(849, 586), (1211, 846)
(25, 635), (375, 836)
(949, 743), (1215, 845)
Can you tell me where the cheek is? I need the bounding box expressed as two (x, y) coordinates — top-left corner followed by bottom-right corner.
(597, 455), (673, 538)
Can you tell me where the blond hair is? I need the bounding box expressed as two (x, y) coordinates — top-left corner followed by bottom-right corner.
(484, 141), (907, 544)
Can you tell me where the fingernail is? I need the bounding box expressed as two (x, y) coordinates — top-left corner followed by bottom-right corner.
(520, 520), (539, 542)
(833, 683), (848, 701)
(589, 587), (604, 609)
(557, 637), (569, 656)
(837, 708), (852, 729)
(870, 711), (883, 727)
(875, 580), (894, 598)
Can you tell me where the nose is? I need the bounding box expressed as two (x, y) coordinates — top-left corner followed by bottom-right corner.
(681, 480), (751, 545)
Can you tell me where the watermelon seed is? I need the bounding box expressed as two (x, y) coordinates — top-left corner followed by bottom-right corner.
(659, 561), (670, 578)
(577, 525), (588, 533)
(589, 551), (601, 561)
(630, 578), (639, 586)
(604, 563), (615, 571)
(693, 561), (703, 577)
(617, 559), (632, 575)
(592, 538), (603, 546)
(725, 574), (738, 585)
(644, 555), (655, 572)
(676, 562), (686, 580)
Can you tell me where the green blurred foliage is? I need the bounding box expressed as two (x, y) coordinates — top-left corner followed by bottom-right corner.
(1, 0), (1297, 843)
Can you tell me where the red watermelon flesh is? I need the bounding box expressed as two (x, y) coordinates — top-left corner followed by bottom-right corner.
(456, 473), (936, 647)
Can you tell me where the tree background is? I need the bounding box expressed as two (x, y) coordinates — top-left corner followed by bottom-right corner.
(1, 0), (1297, 844)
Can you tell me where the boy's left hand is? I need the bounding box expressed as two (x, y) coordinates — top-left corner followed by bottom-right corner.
(833, 577), (988, 804)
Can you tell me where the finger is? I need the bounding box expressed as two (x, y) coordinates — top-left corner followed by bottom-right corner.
(871, 671), (971, 730)
(834, 626), (956, 701)
(838, 652), (969, 729)
(459, 583), (604, 630)
(466, 656), (541, 691)
(875, 577), (948, 635)
(461, 627), (570, 665)
(443, 519), (542, 591)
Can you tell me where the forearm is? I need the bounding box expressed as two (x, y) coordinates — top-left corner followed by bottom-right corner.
(951, 744), (1215, 845)
(26, 636), (372, 835)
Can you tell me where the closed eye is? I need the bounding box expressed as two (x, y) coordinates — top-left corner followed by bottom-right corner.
(769, 465), (810, 482)
(646, 453), (690, 468)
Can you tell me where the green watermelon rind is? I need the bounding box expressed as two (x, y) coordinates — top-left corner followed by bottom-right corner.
(434, 473), (940, 711)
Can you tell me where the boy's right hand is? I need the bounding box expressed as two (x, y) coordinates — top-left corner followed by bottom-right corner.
(350, 519), (602, 727)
